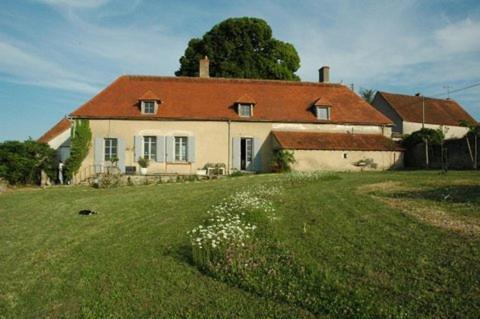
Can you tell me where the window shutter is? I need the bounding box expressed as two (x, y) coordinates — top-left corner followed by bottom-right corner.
(187, 136), (196, 163)
(134, 136), (142, 162)
(94, 137), (104, 173)
(117, 138), (126, 173)
(166, 136), (175, 162)
(253, 138), (262, 172)
(232, 137), (241, 170)
(156, 136), (165, 162)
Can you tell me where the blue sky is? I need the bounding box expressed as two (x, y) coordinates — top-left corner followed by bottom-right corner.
(1, 0), (479, 141)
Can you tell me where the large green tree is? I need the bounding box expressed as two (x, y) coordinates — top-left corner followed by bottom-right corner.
(175, 17), (301, 81)
(0, 139), (56, 185)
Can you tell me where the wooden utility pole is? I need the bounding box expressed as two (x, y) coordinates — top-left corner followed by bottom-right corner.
(422, 96), (425, 129)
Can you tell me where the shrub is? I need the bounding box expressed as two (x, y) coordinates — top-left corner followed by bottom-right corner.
(138, 157), (149, 168)
(229, 170), (245, 177)
(92, 172), (121, 188)
(0, 140), (56, 185)
(271, 150), (296, 172)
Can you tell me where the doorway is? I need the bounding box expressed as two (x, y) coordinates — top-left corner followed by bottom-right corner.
(240, 138), (253, 170)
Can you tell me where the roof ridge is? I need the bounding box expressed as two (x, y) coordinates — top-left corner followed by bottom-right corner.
(121, 74), (344, 88)
(379, 90), (457, 103)
(272, 130), (386, 137)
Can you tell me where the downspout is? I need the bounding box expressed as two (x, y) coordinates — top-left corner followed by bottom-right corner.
(227, 120), (231, 173)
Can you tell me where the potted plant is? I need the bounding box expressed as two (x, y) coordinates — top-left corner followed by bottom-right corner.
(138, 157), (149, 175)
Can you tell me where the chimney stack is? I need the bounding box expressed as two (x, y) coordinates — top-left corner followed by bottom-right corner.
(319, 66), (330, 83)
(199, 56), (210, 78)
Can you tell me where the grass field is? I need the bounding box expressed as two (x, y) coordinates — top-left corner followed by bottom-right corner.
(0, 171), (479, 318)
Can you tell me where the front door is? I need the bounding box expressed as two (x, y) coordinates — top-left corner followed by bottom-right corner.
(240, 138), (253, 170)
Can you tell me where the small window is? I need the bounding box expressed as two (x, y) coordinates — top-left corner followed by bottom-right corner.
(343, 153), (348, 159)
(104, 138), (118, 161)
(175, 136), (188, 161)
(238, 104), (253, 117)
(316, 107), (330, 120)
(143, 136), (157, 160)
(143, 101), (156, 114)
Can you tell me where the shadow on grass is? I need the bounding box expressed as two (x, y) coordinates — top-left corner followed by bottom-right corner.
(386, 184), (480, 206)
(166, 244), (195, 266)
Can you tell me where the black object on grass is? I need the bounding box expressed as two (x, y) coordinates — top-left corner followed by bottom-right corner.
(78, 210), (97, 216)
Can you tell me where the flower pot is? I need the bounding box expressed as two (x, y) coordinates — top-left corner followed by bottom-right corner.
(140, 167), (148, 175)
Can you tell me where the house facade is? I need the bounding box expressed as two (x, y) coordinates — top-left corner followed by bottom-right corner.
(40, 63), (403, 181)
(372, 91), (476, 139)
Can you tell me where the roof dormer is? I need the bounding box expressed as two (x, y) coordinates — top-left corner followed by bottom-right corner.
(139, 90), (161, 115)
(313, 98), (331, 121)
(235, 94), (255, 118)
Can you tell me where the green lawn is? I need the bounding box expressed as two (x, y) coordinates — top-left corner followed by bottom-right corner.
(0, 171), (479, 318)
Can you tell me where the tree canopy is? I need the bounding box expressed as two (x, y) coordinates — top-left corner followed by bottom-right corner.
(175, 17), (301, 81)
(360, 88), (376, 105)
(0, 140), (56, 185)
(402, 128), (445, 149)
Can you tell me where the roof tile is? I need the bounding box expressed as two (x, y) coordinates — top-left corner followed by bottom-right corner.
(71, 76), (392, 125)
(272, 131), (403, 151)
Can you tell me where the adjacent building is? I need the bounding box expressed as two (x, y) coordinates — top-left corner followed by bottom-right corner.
(372, 91), (476, 139)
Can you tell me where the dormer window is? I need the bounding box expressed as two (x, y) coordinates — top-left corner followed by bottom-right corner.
(238, 103), (253, 117)
(316, 106), (330, 120)
(138, 90), (161, 115)
(142, 101), (156, 114)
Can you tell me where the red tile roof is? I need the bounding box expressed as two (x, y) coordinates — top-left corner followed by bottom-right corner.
(272, 131), (403, 151)
(139, 90), (161, 101)
(236, 93), (256, 104)
(38, 118), (71, 143)
(70, 76), (392, 125)
(378, 91), (476, 126)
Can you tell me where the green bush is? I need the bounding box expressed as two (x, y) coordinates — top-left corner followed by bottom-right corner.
(138, 157), (149, 168)
(66, 120), (92, 179)
(402, 128), (444, 149)
(0, 140), (56, 185)
(271, 150), (296, 172)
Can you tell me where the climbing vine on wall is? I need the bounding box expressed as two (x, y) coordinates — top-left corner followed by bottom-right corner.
(65, 119), (92, 179)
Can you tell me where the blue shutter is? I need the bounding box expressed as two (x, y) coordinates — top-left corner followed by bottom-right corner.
(117, 138), (125, 173)
(134, 136), (142, 162)
(94, 137), (104, 173)
(232, 137), (241, 170)
(187, 136), (196, 163)
(253, 138), (262, 172)
(156, 136), (165, 162)
(166, 136), (175, 162)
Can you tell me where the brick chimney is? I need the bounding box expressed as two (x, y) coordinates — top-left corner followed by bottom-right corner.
(199, 56), (210, 78)
(319, 66), (330, 83)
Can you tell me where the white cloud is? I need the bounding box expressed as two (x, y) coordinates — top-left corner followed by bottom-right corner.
(435, 18), (480, 54)
(0, 39), (99, 93)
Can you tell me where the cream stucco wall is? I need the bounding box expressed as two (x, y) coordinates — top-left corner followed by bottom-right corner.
(74, 119), (398, 181)
(48, 128), (70, 150)
(292, 150), (404, 171)
(403, 121), (469, 139)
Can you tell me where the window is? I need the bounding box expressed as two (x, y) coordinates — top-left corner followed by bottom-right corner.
(143, 101), (156, 114)
(104, 138), (118, 161)
(343, 153), (348, 159)
(316, 107), (330, 120)
(238, 104), (253, 117)
(175, 136), (188, 161)
(143, 136), (157, 160)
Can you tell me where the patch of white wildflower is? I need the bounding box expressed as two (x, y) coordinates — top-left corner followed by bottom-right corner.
(284, 171), (340, 184)
(188, 184), (281, 266)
